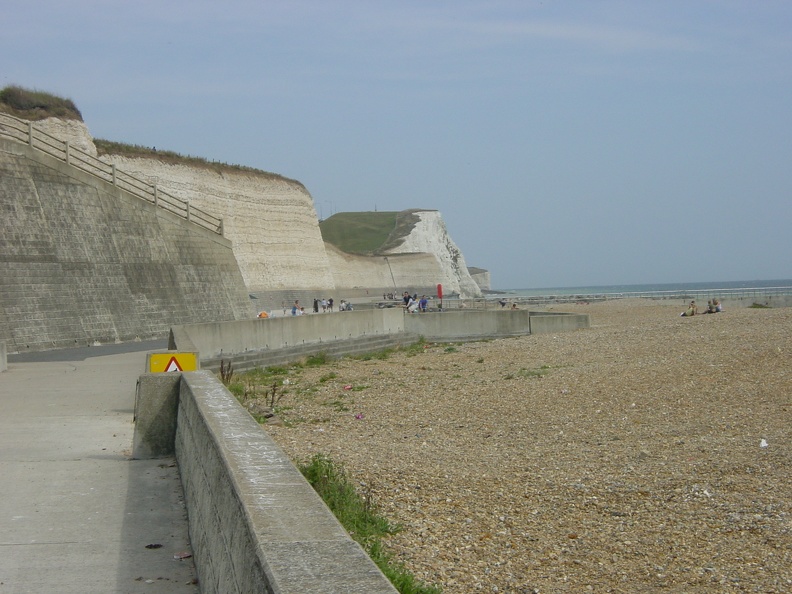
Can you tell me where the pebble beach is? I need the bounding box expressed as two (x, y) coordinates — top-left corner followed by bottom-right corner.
(263, 299), (791, 593)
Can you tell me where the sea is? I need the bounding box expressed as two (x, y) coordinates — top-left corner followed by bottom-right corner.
(489, 279), (792, 299)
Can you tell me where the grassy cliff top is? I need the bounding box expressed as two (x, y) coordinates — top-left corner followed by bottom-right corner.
(0, 85), (82, 121)
(1, 85), (303, 185)
(93, 139), (304, 184)
(320, 209), (430, 255)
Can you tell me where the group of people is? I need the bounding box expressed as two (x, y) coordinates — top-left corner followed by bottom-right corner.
(681, 298), (723, 317)
(291, 297), (351, 315)
(312, 297), (335, 313)
(498, 298), (520, 310)
(258, 297), (352, 318)
(403, 291), (430, 313)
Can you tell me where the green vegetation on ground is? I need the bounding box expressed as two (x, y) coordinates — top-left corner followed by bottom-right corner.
(319, 211), (400, 254)
(319, 209), (426, 255)
(0, 85), (82, 121)
(218, 339), (442, 591)
(299, 454), (441, 594)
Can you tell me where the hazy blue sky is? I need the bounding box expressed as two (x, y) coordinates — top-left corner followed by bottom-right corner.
(4, 1), (791, 289)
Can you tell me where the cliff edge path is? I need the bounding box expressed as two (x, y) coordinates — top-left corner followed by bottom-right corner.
(0, 342), (198, 593)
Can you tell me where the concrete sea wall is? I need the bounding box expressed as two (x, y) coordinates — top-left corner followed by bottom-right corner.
(134, 371), (398, 593)
(401, 309), (589, 340)
(0, 137), (254, 353)
(172, 308), (405, 360)
(170, 309), (591, 371)
(138, 309), (588, 591)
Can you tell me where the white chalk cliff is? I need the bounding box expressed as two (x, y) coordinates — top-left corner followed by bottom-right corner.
(32, 117), (484, 298)
(381, 210), (482, 298)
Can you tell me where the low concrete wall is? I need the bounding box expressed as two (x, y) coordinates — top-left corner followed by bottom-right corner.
(529, 311), (591, 334)
(404, 309), (531, 341)
(135, 370), (397, 593)
(133, 373), (181, 459)
(404, 310), (589, 341)
(170, 309), (590, 368)
(171, 309), (405, 360)
(198, 334), (419, 374)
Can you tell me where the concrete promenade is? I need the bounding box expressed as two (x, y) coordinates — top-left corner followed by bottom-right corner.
(0, 341), (198, 593)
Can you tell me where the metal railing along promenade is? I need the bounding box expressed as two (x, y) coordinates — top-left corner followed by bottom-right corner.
(0, 112), (224, 236)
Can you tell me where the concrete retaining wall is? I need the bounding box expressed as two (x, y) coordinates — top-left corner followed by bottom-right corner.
(529, 311), (592, 334)
(198, 334), (419, 374)
(0, 138), (254, 353)
(138, 370), (398, 593)
(403, 310), (590, 341)
(403, 309), (532, 341)
(170, 309), (591, 369)
(171, 309), (405, 360)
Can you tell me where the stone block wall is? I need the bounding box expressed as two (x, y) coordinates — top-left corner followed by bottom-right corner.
(0, 138), (255, 353)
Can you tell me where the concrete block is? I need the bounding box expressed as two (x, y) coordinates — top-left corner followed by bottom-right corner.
(0, 340), (6, 372)
(132, 373), (181, 459)
(529, 312), (590, 334)
(176, 370), (398, 593)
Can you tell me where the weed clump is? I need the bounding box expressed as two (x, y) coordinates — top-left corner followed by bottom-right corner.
(299, 454), (441, 594)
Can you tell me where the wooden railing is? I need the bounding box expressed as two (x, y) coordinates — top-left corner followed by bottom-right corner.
(0, 112), (224, 236)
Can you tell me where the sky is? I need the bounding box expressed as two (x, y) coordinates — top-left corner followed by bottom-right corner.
(3, 1), (792, 289)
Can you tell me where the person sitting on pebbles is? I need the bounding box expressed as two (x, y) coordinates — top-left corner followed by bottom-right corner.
(680, 300), (698, 317)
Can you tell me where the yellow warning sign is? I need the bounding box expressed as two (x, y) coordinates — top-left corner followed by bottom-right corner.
(148, 352), (199, 373)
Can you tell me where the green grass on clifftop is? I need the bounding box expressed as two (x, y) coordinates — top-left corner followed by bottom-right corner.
(320, 212), (399, 254)
(0, 85), (82, 121)
(320, 210), (426, 255)
(1, 85), (300, 183)
(93, 139), (303, 183)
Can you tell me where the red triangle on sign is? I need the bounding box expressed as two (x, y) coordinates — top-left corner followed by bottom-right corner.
(165, 356), (184, 372)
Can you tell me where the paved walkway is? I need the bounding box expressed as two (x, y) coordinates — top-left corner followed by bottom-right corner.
(0, 343), (198, 593)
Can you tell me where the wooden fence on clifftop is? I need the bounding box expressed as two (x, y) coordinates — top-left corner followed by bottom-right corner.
(0, 112), (224, 236)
